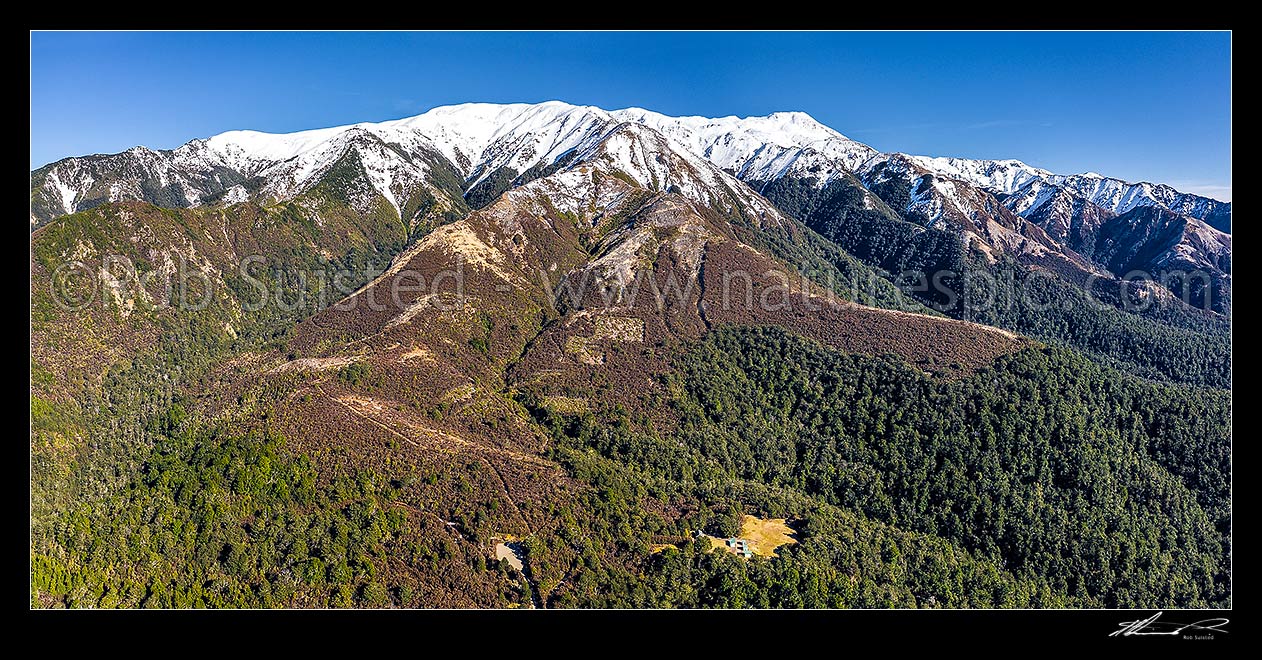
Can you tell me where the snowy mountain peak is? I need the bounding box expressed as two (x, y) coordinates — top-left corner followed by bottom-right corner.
(385, 101), (614, 181)
(610, 106), (875, 184)
(763, 109), (830, 127)
(900, 155), (1053, 195)
(30, 101), (1229, 235)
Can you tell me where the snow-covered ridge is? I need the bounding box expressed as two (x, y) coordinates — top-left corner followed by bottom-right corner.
(198, 102), (620, 187)
(195, 101), (880, 191)
(611, 107), (878, 183)
(31, 100), (1229, 231)
(894, 153), (1230, 228)
(901, 155), (1052, 195)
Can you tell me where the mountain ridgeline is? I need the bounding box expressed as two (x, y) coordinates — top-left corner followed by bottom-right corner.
(30, 102), (1230, 609)
(32, 102), (1230, 386)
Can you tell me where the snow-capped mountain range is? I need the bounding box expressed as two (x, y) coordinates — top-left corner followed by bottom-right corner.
(30, 100), (1230, 315)
(896, 155), (1231, 233)
(31, 100), (1230, 231)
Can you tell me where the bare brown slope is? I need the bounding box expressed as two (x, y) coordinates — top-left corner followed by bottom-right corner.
(507, 192), (1024, 424)
(187, 167), (650, 605)
(222, 131), (1028, 461)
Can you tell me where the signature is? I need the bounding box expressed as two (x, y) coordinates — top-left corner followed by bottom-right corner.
(1111, 612), (1230, 637)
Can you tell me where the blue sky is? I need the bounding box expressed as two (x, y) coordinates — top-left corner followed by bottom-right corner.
(30, 31), (1232, 200)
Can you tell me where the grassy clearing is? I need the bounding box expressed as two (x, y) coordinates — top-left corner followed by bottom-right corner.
(740, 515), (798, 558)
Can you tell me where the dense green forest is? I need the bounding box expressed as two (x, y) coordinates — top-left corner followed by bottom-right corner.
(526, 326), (1230, 608)
(31, 411), (1054, 609)
(526, 439), (1066, 608)
(35, 322), (1229, 608)
(670, 327), (1229, 606)
(32, 424), (528, 608)
(34, 427), (397, 608)
(958, 258), (1231, 388)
